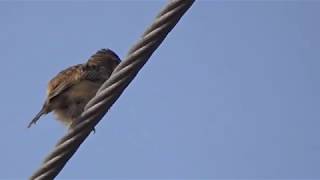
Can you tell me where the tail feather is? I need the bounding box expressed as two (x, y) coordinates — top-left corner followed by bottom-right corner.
(28, 107), (47, 128)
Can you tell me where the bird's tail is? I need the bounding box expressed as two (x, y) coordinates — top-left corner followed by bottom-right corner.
(27, 106), (47, 128)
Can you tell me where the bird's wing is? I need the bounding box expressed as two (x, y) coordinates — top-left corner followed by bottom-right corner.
(47, 63), (108, 102)
(47, 64), (84, 101)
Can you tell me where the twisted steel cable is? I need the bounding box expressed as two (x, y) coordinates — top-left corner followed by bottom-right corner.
(30, 0), (195, 179)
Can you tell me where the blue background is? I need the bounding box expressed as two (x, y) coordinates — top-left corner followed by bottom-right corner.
(0, 1), (319, 179)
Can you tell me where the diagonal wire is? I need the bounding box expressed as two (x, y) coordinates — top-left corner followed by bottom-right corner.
(30, 0), (195, 179)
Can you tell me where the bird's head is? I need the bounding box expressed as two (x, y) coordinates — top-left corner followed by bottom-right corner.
(87, 48), (121, 71)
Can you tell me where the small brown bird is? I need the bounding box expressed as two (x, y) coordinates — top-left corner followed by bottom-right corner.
(28, 49), (121, 129)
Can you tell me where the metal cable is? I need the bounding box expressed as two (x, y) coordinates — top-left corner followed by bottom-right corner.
(30, 0), (195, 179)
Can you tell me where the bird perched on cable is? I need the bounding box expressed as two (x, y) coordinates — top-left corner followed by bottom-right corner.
(28, 49), (121, 129)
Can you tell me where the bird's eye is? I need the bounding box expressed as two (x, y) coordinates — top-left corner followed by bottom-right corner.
(75, 99), (82, 105)
(61, 104), (68, 109)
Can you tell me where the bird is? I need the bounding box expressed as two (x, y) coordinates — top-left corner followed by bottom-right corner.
(28, 49), (121, 130)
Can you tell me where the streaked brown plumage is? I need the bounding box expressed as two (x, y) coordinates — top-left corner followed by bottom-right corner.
(28, 49), (121, 129)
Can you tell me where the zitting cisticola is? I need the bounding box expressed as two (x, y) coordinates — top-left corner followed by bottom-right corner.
(28, 49), (121, 129)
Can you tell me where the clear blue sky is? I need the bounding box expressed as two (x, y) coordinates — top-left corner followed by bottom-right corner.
(0, 1), (319, 179)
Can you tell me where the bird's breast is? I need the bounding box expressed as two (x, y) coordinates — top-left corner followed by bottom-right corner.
(52, 80), (102, 126)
